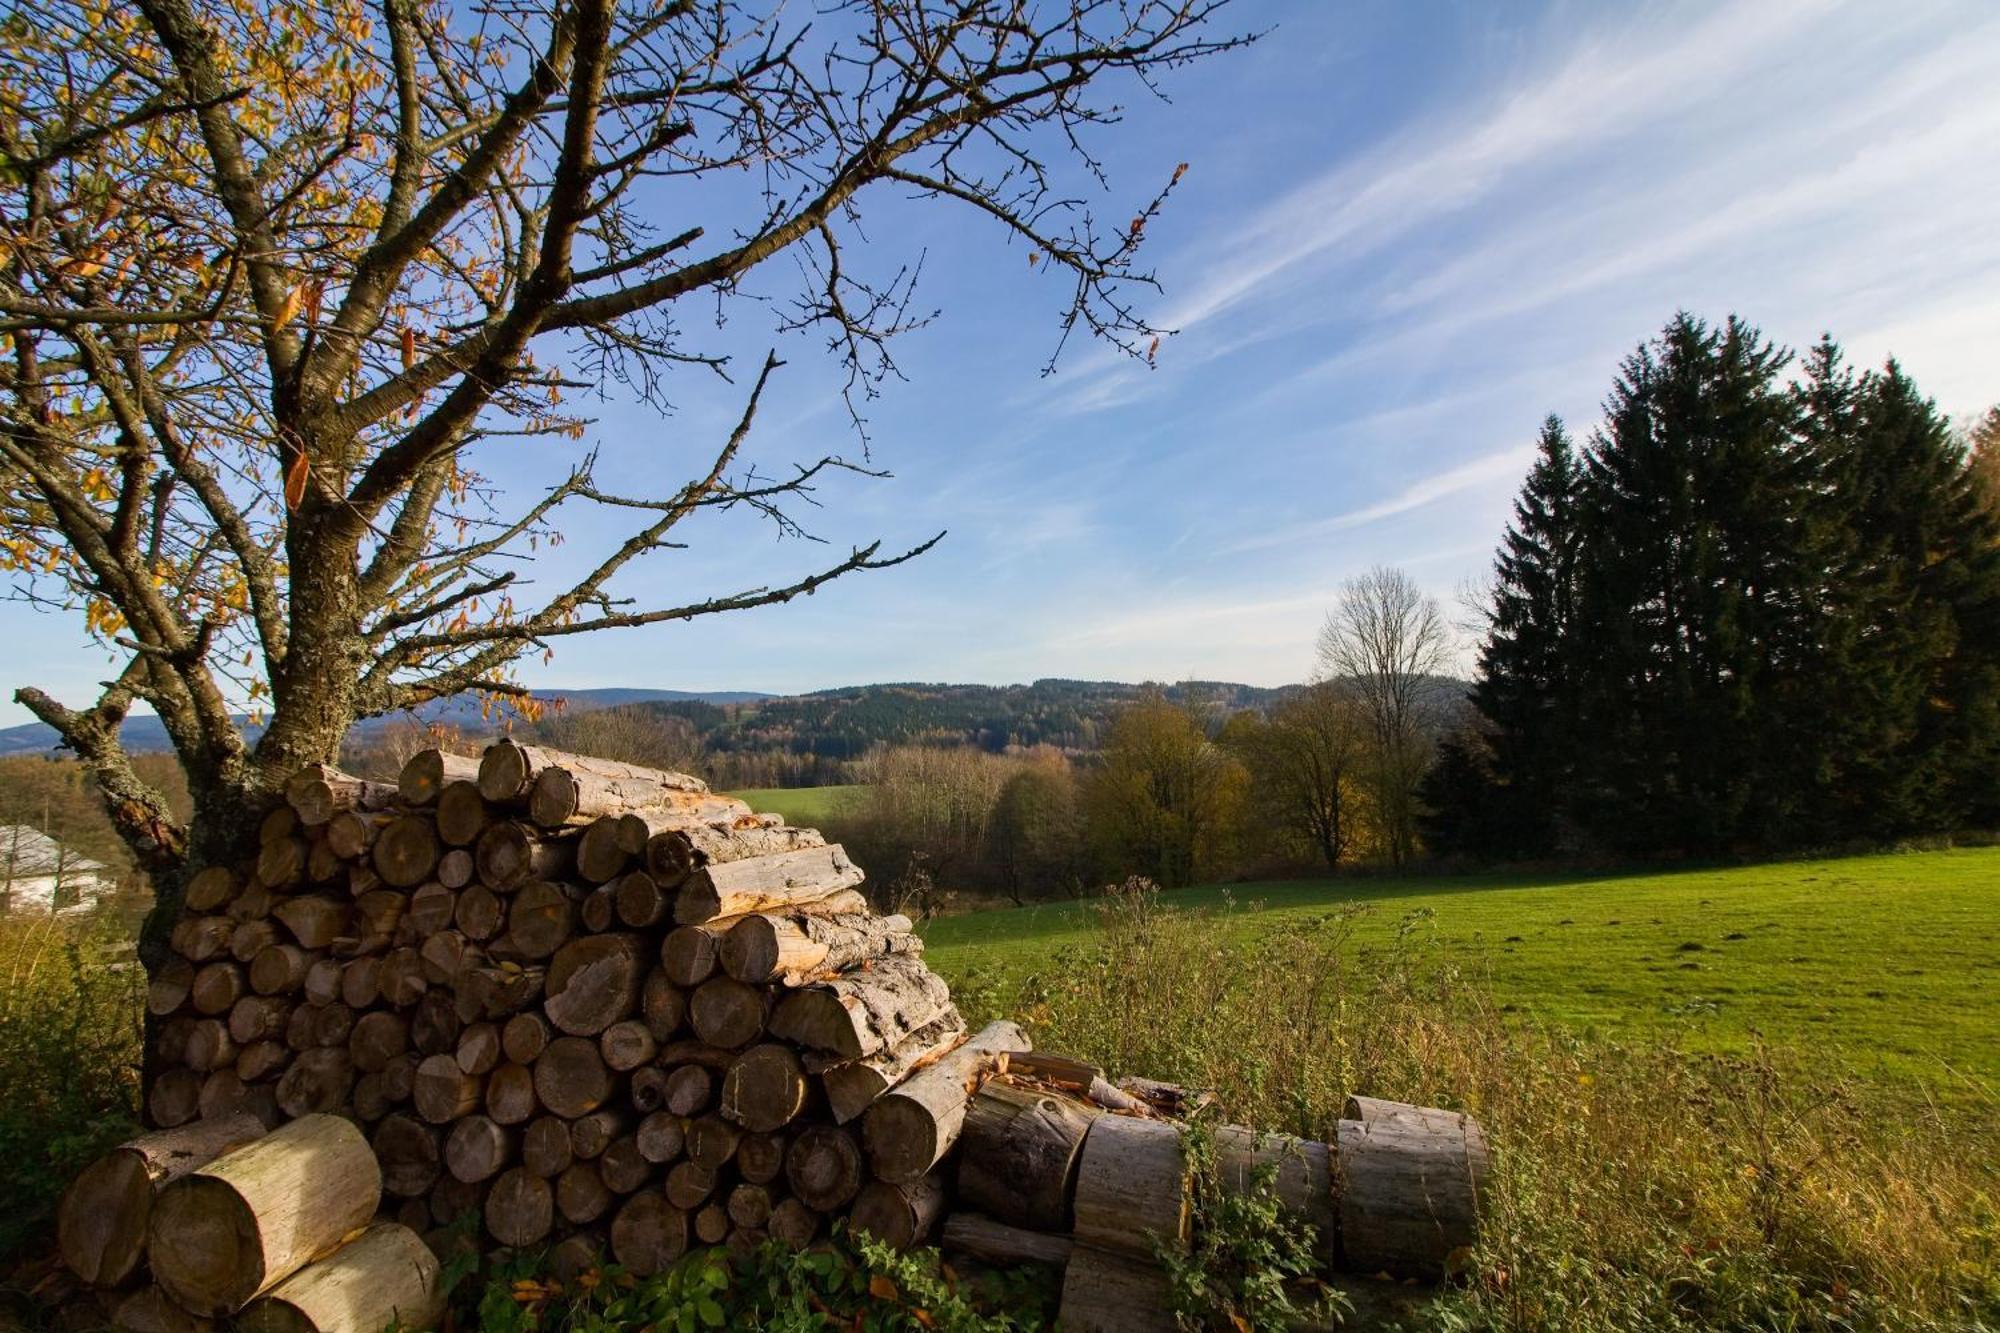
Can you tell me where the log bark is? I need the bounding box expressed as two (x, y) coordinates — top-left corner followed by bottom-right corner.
(148, 1114), (383, 1317)
(609, 1193), (688, 1277)
(57, 1112), (264, 1287)
(720, 1044), (809, 1133)
(529, 768), (730, 830)
(399, 749), (483, 808)
(860, 1019), (1028, 1184)
(845, 1178), (940, 1259)
(769, 956), (953, 1061)
(1072, 1114), (1189, 1260)
(956, 1077), (1099, 1232)
(1057, 1245), (1176, 1333)
(236, 1222), (442, 1333)
(285, 765), (396, 827)
(785, 1125), (864, 1212)
(479, 740), (707, 806)
(1213, 1125), (1337, 1271)
(941, 1213), (1073, 1269)
(645, 822), (825, 885)
(533, 1037), (613, 1119)
(544, 933), (646, 1036)
(674, 845), (865, 925)
(722, 910), (920, 986)
(1334, 1112), (1486, 1279)
(484, 1167), (554, 1248)
(819, 1010), (968, 1125)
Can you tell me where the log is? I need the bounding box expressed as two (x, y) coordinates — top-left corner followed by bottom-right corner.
(819, 1010), (969, 1124)
(236, 1222), (442, 1333)
(721, 1044), (808, 1133)
(662, 1064), (714, 1118)
(556, 1163), (614, 1225)
(658, 924), (725, 987)
(544, 933), (646, 1036)
(860, 1019), (1027, 1184)
(410, 988), (464, 1055)
(1334, 1112), (1486, 1279)
(271, 898), (353, 953)
(148, 956), (197, 1017)
(343, 1012), (408, 1074)
(323, 811), (390, 861)
(1057, 1245), (1176, 1333)
(612, 870), (672, 928)
(445, 1115), (517, 1184)
(610, 1193), (688, 1277)
(689, 976), (770, 1048)
(580, 883), (619, 933)
(412, 1054), (482, 1123)
(1214, 1125), (1337, 1269)
(941, 1213), (1073, 1269)
(261, 806), (299, 845)
(418, 930), (474, 986)
(184, 865), (241, 913)
(229, 882), (277, 922)
(484, 1167), (553, 1248)
(457, 1022), (503, 1076)
(734, 1131), (788, 1185)
(377, 948), (427, 1007)
(371, 816), (439, 889)
(307, 838), (342, 885)
(57, 1112), (264, 1287)
(694, 1202), (730, 1245)
(352, 891), (406, 940)
(642, 970), (686, 1039)
(1072, 1114), (1189, 1260)
(484, 1056), (540, 1120)
(767, 1196), (820, 1248)
(434, 781), (490, 847)
(247, 944), (310, 997)
(770, 956), (952, 1060)
(574, 813), (646, 884)
(505, 879), (581, 959)
(569, 1107), (629, 1160)
(674, 845), (865, 925)
(636, 1112), (686, 1164)
(148, 1113), (382, 1317)
(849, 1175), (946, 1250)
(786, 1125), (865, 1212)
(725, 1183), (772, 1230)
(115, 1284), (217, 1333)
(523, 1116), (576, 1178)
(956, 1077), (1099, 1232)
(645, 821), (825, 884)
(475, 821), (575, 890)
(630, 1066), (671, 1112)
(685, 1113), (743, 1171)
(255, 838), (306, 890)
(722, 910), (920, 986)
(302, 958), (344, 1008)
(454, 884), (504, 941)
(429, 1175), (484, 1231)
(228, 920), (280, 967)
(529, 768), (727, 830)
(337, 958), (381, 1010)
(173, 915), (234, 963)
(285, 765), (395, 826)
(235, 1041), (288, 1082)
(274, 1048), (353, 1118)
(371, 1115), (443, 1201)
(185, 1019), (237, 1072)
(598, 1135), (652, 1194)
(399, 749), (483, 807)
(148, 1069), (204, 1127)
(663, 1161), (718, 1210)
(191, 962), (246, 1016)
(437, 848), (476, 890)
(534, 1036), (613, 1119)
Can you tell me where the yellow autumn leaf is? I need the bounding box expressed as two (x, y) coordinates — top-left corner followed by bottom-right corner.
(273, 284), (304, 331)
(867, 1274), (898, 1302)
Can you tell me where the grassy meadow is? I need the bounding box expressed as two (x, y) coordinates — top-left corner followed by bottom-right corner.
(921, 848), (2000, 1094)
(726, 784), (866, 827)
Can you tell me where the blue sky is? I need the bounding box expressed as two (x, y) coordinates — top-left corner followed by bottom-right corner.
(7, 0), (2000, 725)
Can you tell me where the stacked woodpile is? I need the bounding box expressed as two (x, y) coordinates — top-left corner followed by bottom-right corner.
(54, 738), (1489, 1331)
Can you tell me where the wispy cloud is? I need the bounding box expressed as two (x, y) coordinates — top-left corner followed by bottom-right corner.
(1223, 445), (1536, 555)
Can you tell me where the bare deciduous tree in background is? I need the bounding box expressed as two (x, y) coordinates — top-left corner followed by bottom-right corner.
(1317, 565), (1448, 867)
(0, 0), (1247, 968)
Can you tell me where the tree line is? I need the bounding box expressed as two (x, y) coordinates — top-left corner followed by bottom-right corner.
(1427, 313), (2000, 860)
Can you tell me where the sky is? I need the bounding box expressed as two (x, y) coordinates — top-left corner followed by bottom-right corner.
(6, 0), (2000, 724)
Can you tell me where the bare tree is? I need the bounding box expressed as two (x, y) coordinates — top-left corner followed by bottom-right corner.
(1317, 566), (1447, 866)
(0, 0), (1249, 967)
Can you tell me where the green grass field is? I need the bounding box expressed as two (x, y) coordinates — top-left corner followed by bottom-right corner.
(920, 847), (2000, 1091)
(726, 785), (866, 826)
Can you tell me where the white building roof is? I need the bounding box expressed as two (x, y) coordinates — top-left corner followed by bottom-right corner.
(0, 824), (107, 878)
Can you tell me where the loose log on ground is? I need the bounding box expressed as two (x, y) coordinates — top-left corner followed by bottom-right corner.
(646, 822), (825, 885)
(1334, 1111), (1487, 1279)
(1072, 1114), (1189, 1260)
(1214, 1125), (1337, 1270)
(723, 910), (920, 986)
(674, 845), (864, 925)
(544, 934), (646, 1035)
(399, 749), (483, 808)
(819, 1010), (968, 1125)
(610, 1193), (688, 1276)
(786, 1125), (864, 1212)
(941, 1213), (1074, 1269)
(956, 1076), (1099, 1232)
(770, 956), (952, 1063)
(860, 1019), (1028, 1184)
(57, 1112), (264, 1287)
(485, 1167), (554, 1248)
(1058, 1245), (1176, 1333)
(850, 1175), (947, 1250)
(148, 1113), (382, 1317)
(534, 1037), (613, 1119)
(721, 1044), (808, 1133)
(236, 1222), (441, 1333)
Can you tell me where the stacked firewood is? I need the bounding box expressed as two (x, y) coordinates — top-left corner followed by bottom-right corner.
(74, 741), (1017, 1311)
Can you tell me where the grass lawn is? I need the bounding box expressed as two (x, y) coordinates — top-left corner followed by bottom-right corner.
(726, 785), (866, 826)
(920, 847), (2000, 1093)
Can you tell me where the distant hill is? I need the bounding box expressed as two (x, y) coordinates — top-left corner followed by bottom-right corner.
(0, 687), (774, 757)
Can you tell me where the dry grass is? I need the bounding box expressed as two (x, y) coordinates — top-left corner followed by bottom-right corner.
(947, 889), (2000, 1331)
